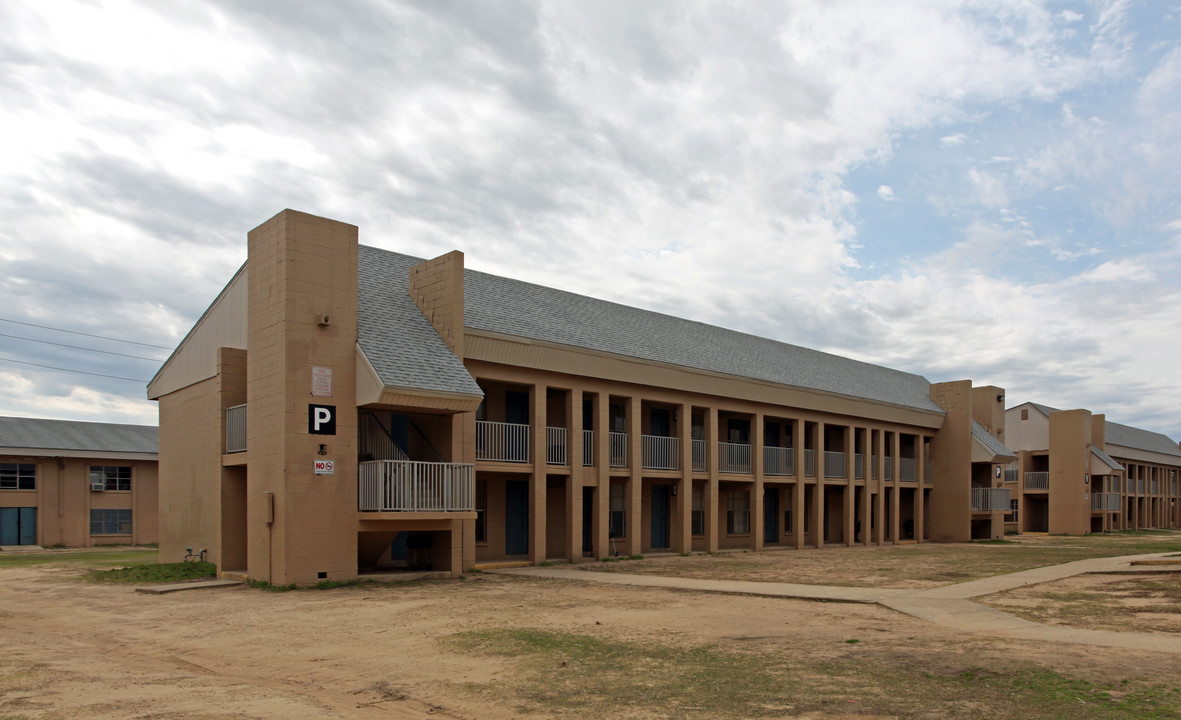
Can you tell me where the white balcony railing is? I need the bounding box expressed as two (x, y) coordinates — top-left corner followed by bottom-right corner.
(609, 431), (628, 468)
(358, 460), (474, 512)
(884, 460), (893, 482)
(476, 420), (530, 463)
(642, 435), (679, 470)
(854, 453), (864, 479)
(1024, 472), (1049, 490)
(924, 460), (932, 484)
(718, 442), (751, 473)
(764, 446), (795, 476)
(583, 430), (594, 467)
(899, 458), (917, 482)
(971, 486), (1011, 513)
(804, 449), (816, 477)
(546, 426), (568, 466)
(692, 439), (707, 472)
(824, 451), (846, 478)
(1092, 492), (1121, 512)
(225, 403), (247, 454)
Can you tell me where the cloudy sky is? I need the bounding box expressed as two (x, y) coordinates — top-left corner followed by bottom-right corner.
(2, 0), (1179, 441)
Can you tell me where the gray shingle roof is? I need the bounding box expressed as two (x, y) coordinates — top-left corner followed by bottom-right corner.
(461, 265), (943, 413)
(0, 416), (157, 454)
(1105, 421), (1181, 458)
(972, 421), (1016, 460)
(1020, 402), (1181, 459)
(357, 246), (483, 398)
(357, 244), (942, 412)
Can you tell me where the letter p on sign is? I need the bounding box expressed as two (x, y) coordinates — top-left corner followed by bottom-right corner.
(308, 404), (336, 435)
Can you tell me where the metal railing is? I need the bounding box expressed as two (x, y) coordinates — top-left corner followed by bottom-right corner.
(225, 404), (247, 454)
(718, 442), (751, 473)
(692, 439), (707, 472)
(1092, 492), (1121, 512)
(546, 427), (567, 466)
(824, 451), (846, 478)
(971, 486), (1011, 512)
(884, 460), (893, 482)
(854, 453), (864, 479)
(1024, 472), (1049, 490)
(358, 460), (474, 512)
(476, 420), (530, 463)
(642, 435), (679, 470)
(609, 432), (628, 468)
(583, 430), (594, 467)
(804, 449), (816, 477)
(899, 458), (917, 482)
(764, 446), (795, 476)
(1004, 463), (1019, 483)
(924, 460), (932, 484)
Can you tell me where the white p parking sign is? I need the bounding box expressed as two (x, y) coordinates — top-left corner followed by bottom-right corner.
(308, 404), (336, 435)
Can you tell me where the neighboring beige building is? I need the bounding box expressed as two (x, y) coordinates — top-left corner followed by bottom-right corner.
(0, 416), (158, 547)
(149, 209), (1026, 585)
(1004, 402), (1181, 534)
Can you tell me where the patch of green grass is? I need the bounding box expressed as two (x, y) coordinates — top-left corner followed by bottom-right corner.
(85, 561), (216, 584)
(443, 629), (1181, 719)
(247, 579), (298, 591)
(972, 538), (1017, 544)
(0, 547), (157, 569)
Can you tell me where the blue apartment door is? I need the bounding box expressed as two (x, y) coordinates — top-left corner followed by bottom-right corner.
(0, 507), (36, 546)
(505, 480), (530, 556)
(651, 485), (670, 549)
(764, 488), (778, 544)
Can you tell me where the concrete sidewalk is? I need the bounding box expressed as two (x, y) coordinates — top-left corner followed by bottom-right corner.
(492, 552), (1181, 654)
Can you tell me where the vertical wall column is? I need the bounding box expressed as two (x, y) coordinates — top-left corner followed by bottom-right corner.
(914, 436), (925, 543)
(566, 388), (583, 563)
(873, 430), (885, 545)
(812, 421), (825, 548)
(793, 419), (805, 549)
(626, 396), (642, 556)
(529, 383), (547, 564)
(859, 427), (871, 546)
(675, 401), (693, 553)
(890, 432), (902, 544)
(705, 406), (719, 553)
(751, 412), (765, 551)
(594, 393), (610, 559)
(842, 425), (855, 546)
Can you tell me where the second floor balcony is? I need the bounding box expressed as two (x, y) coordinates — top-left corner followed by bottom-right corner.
(1092, 492), (1121, 512)
(358, 460), (474, 512)
(1025, 472), (1049, 490)
(971, 486), (1011, 512)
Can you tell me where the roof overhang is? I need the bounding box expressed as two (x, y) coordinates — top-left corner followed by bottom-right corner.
(1091, 447), (1124, 475)
(356, 345), (482, 413)
(0, 448), (158, 461)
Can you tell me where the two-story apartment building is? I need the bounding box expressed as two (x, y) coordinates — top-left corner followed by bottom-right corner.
(1004, 402), (1181, 535)
(0, 416), (158, 547)
(148, 210), (1021, 585)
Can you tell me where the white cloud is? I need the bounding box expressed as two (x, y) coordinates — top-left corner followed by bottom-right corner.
(877, 185), (896, 201)
(941, 133), (967, 146)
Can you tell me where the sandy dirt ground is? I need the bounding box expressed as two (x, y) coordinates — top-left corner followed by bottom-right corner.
(3, 559), (1181, 720)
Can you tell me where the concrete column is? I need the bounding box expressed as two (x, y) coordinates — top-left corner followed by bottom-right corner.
(890, 432), (901, 544)
(627, 395), (642, 556)
(843, 425), (855, 546)
(675, 402), (693, 553)
(705, 406), (719, 552)
(529, 382), (547, 564)
(915, 435), (925, 543)
(566, 388), (583, 563)
(791, 419), (804, 549)
(813, 421), (825, 548)
(594, 393), (610, 559)
(752, 412), (765, 551)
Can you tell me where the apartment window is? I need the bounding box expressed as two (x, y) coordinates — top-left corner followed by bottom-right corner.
(609, 483), (626, 538)
(474, 479), (487, 544)
(90, 509), (132, 535)
(0, 463), (36, 490)
(726, 490), (750, 534)
(691, 485), (705, 536)
(1005, 499), (1019, 525)
(90, 466), (131, 491)
(783, 509), (793, 533)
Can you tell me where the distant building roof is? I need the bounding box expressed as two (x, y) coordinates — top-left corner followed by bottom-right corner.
(1018, 402), (1181, 459)
(0, 416), (158, 455)
(355, 245), (943, 414)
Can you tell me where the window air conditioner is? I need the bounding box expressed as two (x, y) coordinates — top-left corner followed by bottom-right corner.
(90, 481), (106, 492)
